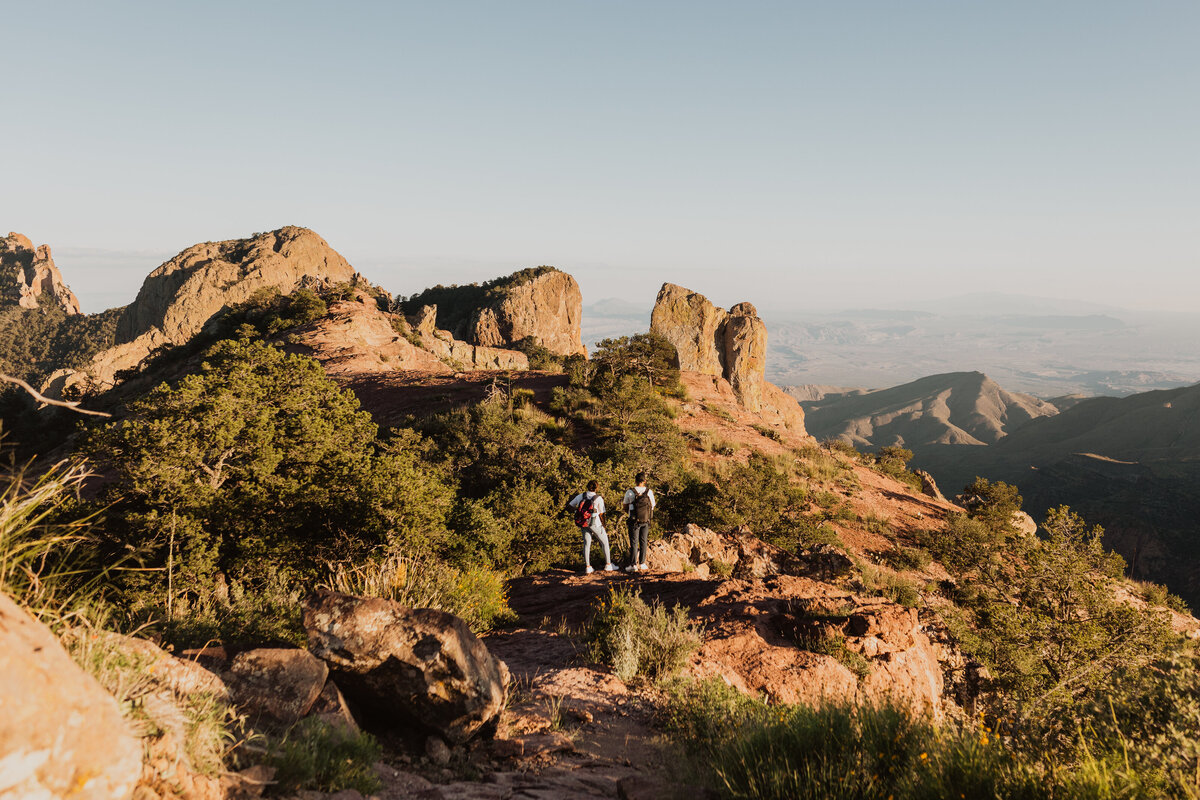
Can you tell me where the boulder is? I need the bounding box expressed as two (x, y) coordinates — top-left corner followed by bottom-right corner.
(915, 469), (947, 502)
(0, 592), (141, 800)
(304, 591), (509, 744)
(468, 270), (585, 356)
(0, 232), (80, 314)
(307, 680), (360, 733)
(650, 283), (771, 411)
(226, 648), (329, 727)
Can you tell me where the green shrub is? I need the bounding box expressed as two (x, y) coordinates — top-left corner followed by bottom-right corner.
(268, 717), (382, 795)
(752, 423), (784, 442)
(883, 545), (932, 572)
(796, 630), (871, 679)
(703, 404), (737, 423)
(584, 585), (701, 682)
(795, 516), (847, 551)
(859, 512), (892, 534)
(710, 559), (734, 578)
(323, 552), (516, 634)
(823, 438), (860, 458)
(859, 564), (921, 607)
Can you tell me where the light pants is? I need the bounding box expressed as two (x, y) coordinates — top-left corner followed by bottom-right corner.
(582, 526), (611, 567)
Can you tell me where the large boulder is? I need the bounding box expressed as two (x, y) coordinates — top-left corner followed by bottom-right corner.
(304, 591), (509, 744)
(650, 283), (771, 411)
(0, 592), (141, 800)
(47, 226), (356, 394)
(0, 232), (81, 314)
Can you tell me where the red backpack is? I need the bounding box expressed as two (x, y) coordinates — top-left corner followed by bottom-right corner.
(573, 494), (595, 528)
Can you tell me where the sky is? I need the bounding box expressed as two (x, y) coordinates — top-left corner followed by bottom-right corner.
(4, 1), (1197, 314)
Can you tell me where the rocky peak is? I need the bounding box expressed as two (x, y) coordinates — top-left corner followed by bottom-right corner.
(0, 232), (81, 314)
(650, 283), (769, 411)
(402, 267), (586, 357)
(115, 226), (355, 346)
(47, 227), (357, 395)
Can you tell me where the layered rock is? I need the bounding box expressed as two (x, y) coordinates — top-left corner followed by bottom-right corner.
(0, 232), (81, 314)
(0, 592), (142, 800)
(226, 648), (329, 727)
(304, 590), (509, 743)
(650, 283), (769, 411)
(46, 227), (357, 394)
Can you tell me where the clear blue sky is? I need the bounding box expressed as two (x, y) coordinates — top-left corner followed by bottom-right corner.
(4, 1), (1197, 314)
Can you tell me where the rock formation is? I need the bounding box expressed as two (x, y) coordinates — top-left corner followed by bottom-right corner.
(304, 590), (509, 744)
(46, 227), (357, 394)
(471, 270), (585, 356)
(0, 592), (142, 800)
(226, 648), (329, 727)
(402, 268), (586, 357)
(0, 232), (81, 314)
(650, 283), (769, 411)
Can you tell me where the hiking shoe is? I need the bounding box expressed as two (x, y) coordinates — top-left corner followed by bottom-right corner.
(604, 563), (617, 571)
(585, 565), (595, 574)
(638, 563), (649, 571)
(624, 565), (638, 573)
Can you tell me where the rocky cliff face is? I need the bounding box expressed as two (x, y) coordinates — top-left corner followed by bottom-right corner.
(471, 270), (586, 356)
(401, 268), (586, 357)
(115, 226), (355, 345)
(47, 227), (357, 394)
(650, 283), (769, 412)
(0, 232), (81, 314)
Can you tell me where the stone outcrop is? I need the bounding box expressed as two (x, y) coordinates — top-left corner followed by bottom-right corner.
(0, 592), (142, 800)
(470, 270), (585, 356)
(650, 283), (769, 411)
(0, 232), (81, 314)
(47, 227), (356, 394)
(304, 590), (509, 744)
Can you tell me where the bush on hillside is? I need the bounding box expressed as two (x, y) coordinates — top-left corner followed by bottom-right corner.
(85, 337), (454, 630)
(584, 585), (701, 682)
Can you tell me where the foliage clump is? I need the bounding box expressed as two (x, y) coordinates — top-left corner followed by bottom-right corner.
(583, 585), (701, 682)
(267, 717), (382, 796)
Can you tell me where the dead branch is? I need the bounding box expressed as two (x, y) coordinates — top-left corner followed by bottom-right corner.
(0, 373), (112, 418)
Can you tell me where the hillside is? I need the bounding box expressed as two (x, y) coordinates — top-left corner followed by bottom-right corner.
(6, 226), (1199, 799)
(795, 371), (1059, 448)
(915, 382), (1200, 605)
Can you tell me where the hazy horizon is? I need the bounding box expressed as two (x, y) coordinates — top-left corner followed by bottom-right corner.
(5, 1), (1197, 315)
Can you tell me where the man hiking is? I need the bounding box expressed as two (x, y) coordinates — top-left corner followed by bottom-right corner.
(623, 472), (656, 572)
(567, 480), (616, 574)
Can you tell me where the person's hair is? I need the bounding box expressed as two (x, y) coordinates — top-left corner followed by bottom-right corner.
(587, 479), (599, 492)
(635, 472), (647, 485)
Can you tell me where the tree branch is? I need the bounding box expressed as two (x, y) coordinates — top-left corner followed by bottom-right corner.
(0, 373), (112, 418)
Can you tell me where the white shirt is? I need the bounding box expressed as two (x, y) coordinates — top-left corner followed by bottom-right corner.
(569, 491), (606, 533)
(623, 486), (656, 519)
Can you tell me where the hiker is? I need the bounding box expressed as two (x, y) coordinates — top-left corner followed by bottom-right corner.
(623, 472), (656, 572)
(567, 479), (615, 574)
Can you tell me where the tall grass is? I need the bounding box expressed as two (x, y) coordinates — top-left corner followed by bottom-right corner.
(584, 585), (702, 682)
(0, 458), (102, 620)
(661, 682), (1168, 799)
(323, 552), (516, 634)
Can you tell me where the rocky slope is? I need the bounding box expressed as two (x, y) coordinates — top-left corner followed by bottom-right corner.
(1, 232), (81, 314)
(650, 284), (771, 413)
(797, 371), (1059, 448)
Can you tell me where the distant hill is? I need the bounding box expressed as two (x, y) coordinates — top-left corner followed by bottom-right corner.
(913, 381), (1200, 607)
(794, 371), (1059, 449)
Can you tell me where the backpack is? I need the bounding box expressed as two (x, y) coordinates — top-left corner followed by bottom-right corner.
(631, 489), (653, 523)
(573, 494), (596, 528)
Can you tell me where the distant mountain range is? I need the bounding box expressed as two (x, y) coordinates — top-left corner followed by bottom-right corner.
(793, 371), (1058, 447)
(796, 368), (1200, 608)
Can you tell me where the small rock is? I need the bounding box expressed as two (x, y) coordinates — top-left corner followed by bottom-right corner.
(426, 735), (453, 766)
